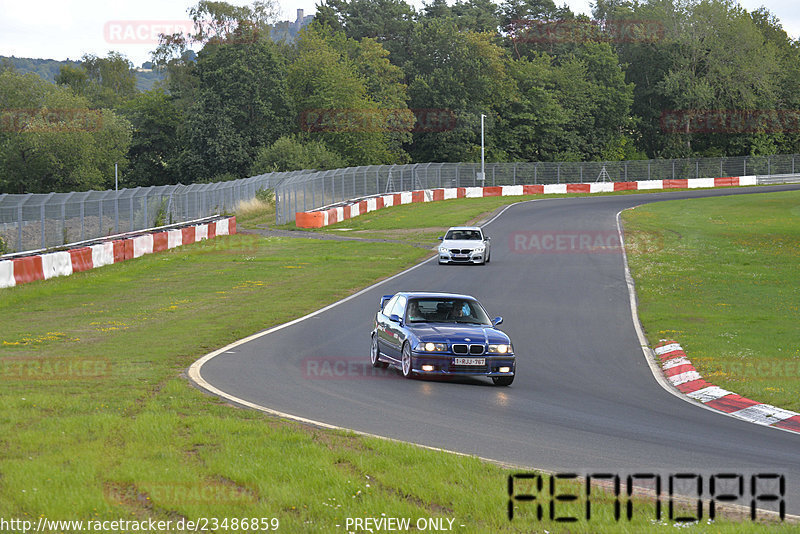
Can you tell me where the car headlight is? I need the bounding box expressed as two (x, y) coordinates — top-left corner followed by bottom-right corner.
(417, 342), (447, 352)
(473, 246), (485, 253)
(439, 246), (448, 253)
(488, 344), (511, 354)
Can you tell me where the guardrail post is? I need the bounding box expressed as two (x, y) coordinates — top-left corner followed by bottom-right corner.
(17, 204), (23, 252)
(80, 197), (85, 242)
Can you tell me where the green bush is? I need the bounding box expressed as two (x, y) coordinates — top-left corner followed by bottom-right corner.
(255, 188), (275, 205)
(251, 135), (345, 173)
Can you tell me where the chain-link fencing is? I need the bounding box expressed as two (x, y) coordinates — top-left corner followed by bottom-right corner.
(274, 154), (800, 224)
(3, 154), (799, 253)
(0, 171), (311, 255)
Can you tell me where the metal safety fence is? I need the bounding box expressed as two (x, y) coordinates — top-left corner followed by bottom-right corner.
(0, 171), (311, 255)
(274, 154), (800, 224)
(3, 154), (799, 253)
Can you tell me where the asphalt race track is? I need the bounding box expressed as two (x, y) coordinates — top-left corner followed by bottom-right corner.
(196, 184), (800, 515)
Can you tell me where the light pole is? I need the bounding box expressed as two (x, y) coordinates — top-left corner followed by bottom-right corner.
(480, 113), (486, 184)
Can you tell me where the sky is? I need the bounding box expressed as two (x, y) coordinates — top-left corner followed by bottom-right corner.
(0, 0), (798, 67)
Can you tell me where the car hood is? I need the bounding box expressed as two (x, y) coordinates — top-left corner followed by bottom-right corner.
(408, 324), (509, 344)
(441, 239), (485, 248)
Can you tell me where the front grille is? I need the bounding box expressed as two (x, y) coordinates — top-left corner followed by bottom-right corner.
(450, 249), (471, 255)
(469, 344), (485, 355)
(452, 344), (468, 354)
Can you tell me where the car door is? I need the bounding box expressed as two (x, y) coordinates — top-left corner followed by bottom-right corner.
(376, 295), (398, 356)
(384, 295), (407, 360)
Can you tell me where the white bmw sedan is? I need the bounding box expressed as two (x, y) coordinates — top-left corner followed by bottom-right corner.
(437, 226), (491, 265)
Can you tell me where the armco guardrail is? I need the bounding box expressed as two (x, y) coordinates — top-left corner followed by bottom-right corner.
(0, 170), (311, 255)
(0, 216), (236, 289)
(274, 155), (800, 224)
(294, 176), (758, 228)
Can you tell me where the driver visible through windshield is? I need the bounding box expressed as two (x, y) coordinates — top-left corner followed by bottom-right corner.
(406, 298), (491, 325)
(444, 229), (482, 240)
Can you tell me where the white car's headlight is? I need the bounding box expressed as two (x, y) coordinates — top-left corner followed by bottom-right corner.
(474, 246), (485, 253)
(417, 342), (447, 352)
(439, 246), (448, 253)
(488, 344), (511, 354)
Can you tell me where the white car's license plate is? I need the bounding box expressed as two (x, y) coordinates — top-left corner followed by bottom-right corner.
(453, 357), (485, 366)
(454, 254), (468, 259)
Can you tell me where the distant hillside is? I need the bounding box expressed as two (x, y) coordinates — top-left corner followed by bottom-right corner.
(1, 56), (165, 92)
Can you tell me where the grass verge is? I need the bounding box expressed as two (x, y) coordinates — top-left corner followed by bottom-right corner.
(0, 195), (792, 532)
(622, 190), (800, 411)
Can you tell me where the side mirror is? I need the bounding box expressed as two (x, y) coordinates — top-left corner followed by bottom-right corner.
(389, 314), (403, 325)
(438, 236), (444, 241)
(485, 236), (491, 240)
(492, 316), (503, 326)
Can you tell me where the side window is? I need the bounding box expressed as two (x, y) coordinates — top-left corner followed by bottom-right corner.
(391, 296), (407, 320)
(383, 295), (398, 315)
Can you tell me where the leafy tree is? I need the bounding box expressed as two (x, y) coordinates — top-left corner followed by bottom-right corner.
(118, 88), (184, 186)
(316, 0), (417, 65)
(55, 52), (137, 108)
(251, 135), (346, 172)
(406, 19), (515, 162)
(288, 24), (409, 166)
(0, 71), (131, 193)
(179, 32), (293, 180)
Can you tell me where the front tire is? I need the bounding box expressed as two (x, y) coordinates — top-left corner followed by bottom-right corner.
(401, 343), (414, 378)
(492, 375), (514, 386)
(371, 334), (387, 368)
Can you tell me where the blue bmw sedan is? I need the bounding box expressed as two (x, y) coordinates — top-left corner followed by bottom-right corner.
(371, 292), (516, 386)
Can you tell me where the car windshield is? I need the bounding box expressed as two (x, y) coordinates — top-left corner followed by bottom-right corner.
(406, 298), (491, 325)
(444, 230), (482, 240)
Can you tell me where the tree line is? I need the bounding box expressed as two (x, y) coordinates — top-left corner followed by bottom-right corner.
(1, 0), (798, 194)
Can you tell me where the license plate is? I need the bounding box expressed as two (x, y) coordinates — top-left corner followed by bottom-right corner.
(454, 254), (468, 259)
(453, 357), (485, 366)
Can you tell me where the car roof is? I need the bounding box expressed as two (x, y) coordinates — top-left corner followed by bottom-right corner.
(395, 291), (478, 301)
(446, 226), (482, 231)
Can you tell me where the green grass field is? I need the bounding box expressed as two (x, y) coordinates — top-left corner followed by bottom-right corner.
(622, 189), (800, 412)
(0, 191), (795, 533)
